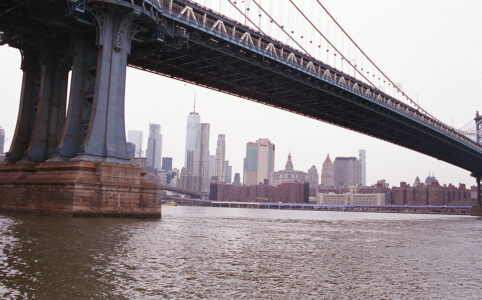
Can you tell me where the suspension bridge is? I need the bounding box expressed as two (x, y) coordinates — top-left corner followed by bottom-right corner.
(0, 0), (480, 216)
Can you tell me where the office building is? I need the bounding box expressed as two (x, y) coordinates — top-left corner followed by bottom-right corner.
(193, 123), (210, 193)
(208, 154), (215, 180)
(233, 173), (241, 186)
(318, 185), (385, 206)
(224, 161), (232, 184)
(162, 157), (173, 171)
(359, 149), (366, 186)
(0, 126), (5, 157)
(271, 153), (307, 186)
(307, 165), (319, 191)
(146, 124), (162, 171)
(184, 109), (201, 174)
(333, 156), (362, 187)
(321, 154), (335, 187)
(126, 142), (136, 159)
(127, 130), (143, 157)
(213, 134), (226, 182)
(243, 157), (246, 185)
(210, 182), (309, 204)
(179, 167), (201, 193)
(244, 138), (275, 186)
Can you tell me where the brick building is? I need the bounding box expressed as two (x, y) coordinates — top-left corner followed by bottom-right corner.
(210, 182), (309, 203)
(317, 177), (476, 206)
(391, 181), (475, 206)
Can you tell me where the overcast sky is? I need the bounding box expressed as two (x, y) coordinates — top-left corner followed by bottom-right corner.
(0, 0), (480, 187)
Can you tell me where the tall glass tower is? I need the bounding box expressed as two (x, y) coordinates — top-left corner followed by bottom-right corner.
(185, 109), (200, 174)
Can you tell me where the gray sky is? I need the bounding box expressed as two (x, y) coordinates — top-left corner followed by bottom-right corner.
(0, 0), (480, 187)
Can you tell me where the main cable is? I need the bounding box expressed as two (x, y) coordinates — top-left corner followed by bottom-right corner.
(311, 0), (439, 120)
(287, 0), (378, 90)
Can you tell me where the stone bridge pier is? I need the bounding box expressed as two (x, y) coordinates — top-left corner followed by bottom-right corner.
(0, 4), (161, 217)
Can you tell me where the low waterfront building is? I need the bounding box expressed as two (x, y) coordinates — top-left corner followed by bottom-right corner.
(210, 182), (309, 203)
(391, 175), (476, 206)
(318, 186), (386, 205)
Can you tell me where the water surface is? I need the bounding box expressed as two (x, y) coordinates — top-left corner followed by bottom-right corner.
(1, 207), (481, 299)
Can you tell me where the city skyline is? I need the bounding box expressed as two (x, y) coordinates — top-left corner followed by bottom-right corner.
(0, 0), (480, 187)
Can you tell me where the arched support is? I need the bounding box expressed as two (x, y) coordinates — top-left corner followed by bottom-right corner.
(27, 43), (72, 161)
(52, 35), (97, 160)
(6, 50), (42, 162)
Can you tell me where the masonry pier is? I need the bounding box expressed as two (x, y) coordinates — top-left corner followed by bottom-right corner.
(0, 3), (161, 217)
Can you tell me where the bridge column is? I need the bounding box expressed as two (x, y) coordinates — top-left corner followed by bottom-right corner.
(6, 50), (42, 162)
(71, 8), (141, 162)
(469, 175), (482, 216)
(52, 36), (97, 160)
(27, 43), (71, 161)
(477, 177), (481, 206)
(0, 5), (160, 217)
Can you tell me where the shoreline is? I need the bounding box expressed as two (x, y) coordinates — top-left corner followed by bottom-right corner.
(163, 199), (477, 216)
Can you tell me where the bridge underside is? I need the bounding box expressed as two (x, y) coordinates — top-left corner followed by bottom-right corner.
(131, 37), (482, 178)
(0, 0), (480, 214)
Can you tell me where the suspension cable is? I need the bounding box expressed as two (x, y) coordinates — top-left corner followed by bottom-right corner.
(250, 0), (310, 56)
(225, 0), (473, 139)
(286, 0), (378, 90)
(311, 0), (433, 118)
(226, 0), (264, 34)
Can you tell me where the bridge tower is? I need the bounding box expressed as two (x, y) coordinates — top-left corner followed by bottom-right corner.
(0, 1), (161, 217)
(471, 111), (482, 215)
(475, 111), (482, 145)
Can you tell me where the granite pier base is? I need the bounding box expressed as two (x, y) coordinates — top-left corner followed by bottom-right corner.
(0, 161), (161, 217)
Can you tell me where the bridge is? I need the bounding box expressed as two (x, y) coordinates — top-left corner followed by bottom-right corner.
(0, 0), (480, 216)
(161, 185), (201, 199)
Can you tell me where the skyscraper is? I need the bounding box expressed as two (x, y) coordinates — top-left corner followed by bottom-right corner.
(224, 160), (232, 183)
(127, 130), (143, 157)
(307, 165), (319, 191)
(359, 149), (366, 186)
(126, 142), (136, 159)
(321, 154), (335, 187)
(244, 138), (275, 186)
(334, 156), (362, 187)
(193, 123), (210, 193)
(213, 134), (226, 182)
(185, 109), (200, 174)
(162, 157), (173, 171)
(208, 154), (215, 180)
(233, 173), (241, 186)
(146, 124), (162, 171)
(0, 126), (5, 156)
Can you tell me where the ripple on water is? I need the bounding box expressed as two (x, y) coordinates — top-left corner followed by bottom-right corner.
(0, 207), (481, 299)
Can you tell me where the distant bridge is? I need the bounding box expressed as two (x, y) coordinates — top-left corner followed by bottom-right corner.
(161, 185), (201, 198)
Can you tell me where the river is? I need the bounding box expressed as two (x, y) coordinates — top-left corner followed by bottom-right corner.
(0, 207), (481, 299)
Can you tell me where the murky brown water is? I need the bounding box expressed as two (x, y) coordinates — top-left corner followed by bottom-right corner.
(0, 207), (481, 299)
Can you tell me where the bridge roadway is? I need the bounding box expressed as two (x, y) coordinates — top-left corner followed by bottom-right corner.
(161, 185), (201, 198)
(0, 0), (481, 177)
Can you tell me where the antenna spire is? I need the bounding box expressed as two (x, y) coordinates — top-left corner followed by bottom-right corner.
(193, 91), (196, 112)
